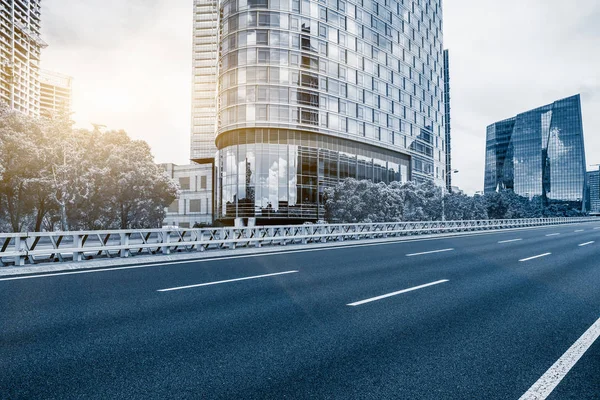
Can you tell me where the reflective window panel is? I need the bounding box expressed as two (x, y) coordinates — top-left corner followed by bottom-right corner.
(484, 95), (587, 209)
(216, 128), (410, 221)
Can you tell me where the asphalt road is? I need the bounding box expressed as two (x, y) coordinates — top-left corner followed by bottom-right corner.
(1, 222), (600, 399)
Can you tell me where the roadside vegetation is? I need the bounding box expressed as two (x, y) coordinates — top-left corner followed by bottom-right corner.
(324, 179), (587, 223)
(0, 107), (178, 232)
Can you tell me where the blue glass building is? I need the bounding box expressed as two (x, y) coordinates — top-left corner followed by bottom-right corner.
(484, 94), (587, 209)
(586, 170), (600, 215)
(215, 0), (447, 224)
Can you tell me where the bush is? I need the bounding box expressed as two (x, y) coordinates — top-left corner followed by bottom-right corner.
(324, 179), (585, 223)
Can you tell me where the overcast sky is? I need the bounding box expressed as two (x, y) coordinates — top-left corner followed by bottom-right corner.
(40, 0), (600, 194)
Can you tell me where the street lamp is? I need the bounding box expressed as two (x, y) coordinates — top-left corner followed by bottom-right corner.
(442, 170), (459, 221)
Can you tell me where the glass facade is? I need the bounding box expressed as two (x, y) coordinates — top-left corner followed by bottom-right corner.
(191, 0), (220, 162)
(586, 170), (600, 215)
(216, 0), (446, 222)
(443, 49), (451, 191)
(216, 129), (410, 220)
(484, 95), (587, 209)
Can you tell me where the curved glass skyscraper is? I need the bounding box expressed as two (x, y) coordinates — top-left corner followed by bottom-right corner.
(216, 0), (446, 223)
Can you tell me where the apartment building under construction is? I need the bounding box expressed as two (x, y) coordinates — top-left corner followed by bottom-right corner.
(0, 0), (46, 116)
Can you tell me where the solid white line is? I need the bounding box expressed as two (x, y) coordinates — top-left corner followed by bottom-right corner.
(519, 317), (600, 400)
(157, 270), (298, 292)
(519, 253), (552, 262)
(406, 248), (454, 257)
(2, 221), (597, 282)
(498, 238), (523, 244)
(574, 230), (584, 232)
(546, 233), (560, 237)
(578, 241), (594, 247)
(347, 279), (449, 306)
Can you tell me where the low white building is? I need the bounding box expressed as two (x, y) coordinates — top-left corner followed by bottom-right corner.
(451, 186), (465, 195)
(161, 163), (213, 228)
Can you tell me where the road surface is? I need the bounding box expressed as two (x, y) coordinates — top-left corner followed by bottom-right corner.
(1, 222), (600, 399)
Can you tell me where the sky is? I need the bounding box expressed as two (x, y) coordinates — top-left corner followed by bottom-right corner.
(40, 0), (600, 194)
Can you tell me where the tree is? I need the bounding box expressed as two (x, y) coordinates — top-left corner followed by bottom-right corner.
(324, 179), (591, 224)
(443, 193), (471, 221)
(0, 108), (179, 232)
(467, 194), (489, 220)
(0, 107), (44, 231)
(325, 179), (445, 223)
(324, 179), (371, 223)
(98, 131), (179, 229)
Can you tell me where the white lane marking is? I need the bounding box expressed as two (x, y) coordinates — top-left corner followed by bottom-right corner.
(347, 279), (449, 307)
(594, 227), (600, 230)
(546, 233), (560, 237)
(578, 241), (595, 247)
(519, 253), (552, 262)
(498, 238), (523, 244)
(1, 221), (597, 282)
(519, 316), (600, 400)
(574, 230), (584, 232)
(0, 240), (456, 282)
(406, 248), (454, 257)
(157, 270), (298, 292)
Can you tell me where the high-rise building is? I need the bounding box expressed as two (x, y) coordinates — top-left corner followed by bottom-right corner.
(215, 0), (446, 224)
(586, 170), (600, 215)
(0, 0), (46, 116)
(484, 94), (587, 210)
(443, 49), (452, 192)
(39, 69), (72, 118)
(191, 0), (219, 164)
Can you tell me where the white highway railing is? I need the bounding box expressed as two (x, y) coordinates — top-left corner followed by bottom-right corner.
(0, 217), (597, 267)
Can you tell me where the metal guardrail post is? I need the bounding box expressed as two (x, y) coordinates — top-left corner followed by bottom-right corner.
(73, 234), (83, 262)
(120, 233), (130, 258)
(197, 229), (206, 252)
(232, 229), (239, 249)
(14, 234), (26, 266)
(254, 228), (261, 248)
(161, 230), (171, 255)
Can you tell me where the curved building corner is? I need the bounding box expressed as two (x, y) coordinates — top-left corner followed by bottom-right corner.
(215, 0), (446, 224)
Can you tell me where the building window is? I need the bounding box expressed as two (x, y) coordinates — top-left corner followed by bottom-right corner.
(179, 222), (190, 229)
(200, 175), (207, 189)
(190, 199), (202, 213)
(168, 200), (179, 213)
(179, 177), (190, 190)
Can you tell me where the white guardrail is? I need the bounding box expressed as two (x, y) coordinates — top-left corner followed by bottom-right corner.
(0, 217), (597, 267)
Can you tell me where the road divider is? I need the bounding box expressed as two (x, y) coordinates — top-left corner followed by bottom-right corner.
(347, 280), (449, 307)
(2, 217), (595, 267)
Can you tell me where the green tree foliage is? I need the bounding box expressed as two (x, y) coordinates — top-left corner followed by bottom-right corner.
(0, 107), (179, 232)
(324, 179), (585, 223)
(442, 192), (489, 221)
(0, 108), (45, 232)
